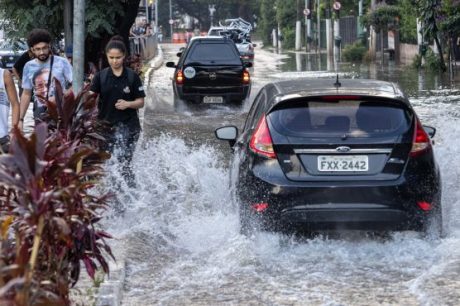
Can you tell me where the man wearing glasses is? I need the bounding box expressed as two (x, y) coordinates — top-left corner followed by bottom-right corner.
(18, 29), (72, 128)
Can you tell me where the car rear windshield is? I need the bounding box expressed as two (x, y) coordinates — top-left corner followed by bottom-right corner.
(185, 42), (241, 65)
(269, 100), (411, 138)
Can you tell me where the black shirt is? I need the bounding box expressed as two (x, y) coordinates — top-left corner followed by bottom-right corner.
(90, 67), (145, 129)
(13, 51), (33, 79)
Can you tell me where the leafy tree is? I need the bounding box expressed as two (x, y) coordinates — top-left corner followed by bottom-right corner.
(257, 0), (276, 46)
(0, 0), (140, 69)
(395, 0), (418, 44)
(415, 0), (446, 71)
(275, 0), (298, 49)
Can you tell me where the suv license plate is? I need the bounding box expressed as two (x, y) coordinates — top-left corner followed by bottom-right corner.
(203, 96), (223, 103)
(318, 155), (368, 172)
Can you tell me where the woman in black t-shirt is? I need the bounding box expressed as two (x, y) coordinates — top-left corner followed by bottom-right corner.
(90, 36), (145, 187)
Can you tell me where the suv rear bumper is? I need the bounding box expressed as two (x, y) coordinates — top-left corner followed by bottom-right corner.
(176, 84), (251, 103)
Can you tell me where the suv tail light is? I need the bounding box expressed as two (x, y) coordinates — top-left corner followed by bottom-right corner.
(410, 117), (431, 157)
(249, 114), (276, 159)
(242, 70), (250, 84)
(176, 70), (184, 85)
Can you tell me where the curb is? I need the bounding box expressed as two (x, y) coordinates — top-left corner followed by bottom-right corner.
(95, 259), (126, 306)
(93, 45), (162, 306)
(144, 45), (164, 85)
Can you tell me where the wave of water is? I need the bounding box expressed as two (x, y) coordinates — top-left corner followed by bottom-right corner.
(99, 94), (460, 305)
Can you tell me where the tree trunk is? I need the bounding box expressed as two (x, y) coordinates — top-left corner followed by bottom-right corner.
(394, 28), (400, 64)
(434, 35), (447, 72)
(380, 29), (385, 64)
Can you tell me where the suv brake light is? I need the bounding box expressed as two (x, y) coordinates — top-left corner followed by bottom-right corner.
(243, 70), (250, 84)
(410, 117), (431, 157)
(176, 70), (184, 85)
(249, 114), (276, 159)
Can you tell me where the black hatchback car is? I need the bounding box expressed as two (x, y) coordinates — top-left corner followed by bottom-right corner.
(216, 78), (442, 235)
(166, 36), (251, 104)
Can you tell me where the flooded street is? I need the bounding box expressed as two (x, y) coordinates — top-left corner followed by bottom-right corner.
(102, 44), (460, 305)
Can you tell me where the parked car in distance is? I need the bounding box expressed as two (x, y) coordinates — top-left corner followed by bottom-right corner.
(215, 78), (442, 236)
(166, 36), (252, 105)
(0, 40), (27, 70)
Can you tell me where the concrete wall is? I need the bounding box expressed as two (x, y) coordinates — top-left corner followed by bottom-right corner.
(400, 43), (418, 65)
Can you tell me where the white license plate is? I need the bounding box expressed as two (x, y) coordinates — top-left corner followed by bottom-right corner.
(6, 63), (13, 68)
(203, 96), (223, 103)
(318, 155), (369, 172)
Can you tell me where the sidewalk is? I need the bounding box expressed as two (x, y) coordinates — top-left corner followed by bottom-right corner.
(70, 45), (164, 306)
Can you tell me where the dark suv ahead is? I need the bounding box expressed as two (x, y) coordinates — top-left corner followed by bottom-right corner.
(216, 78), (442, 236)
(166, 37), (251, 105)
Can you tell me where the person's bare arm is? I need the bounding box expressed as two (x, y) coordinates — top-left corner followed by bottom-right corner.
(4, 70), (20, 127)
(115, 97), (144, 110)
(12, 67), (21, 84)
(18, 89), (33, 130)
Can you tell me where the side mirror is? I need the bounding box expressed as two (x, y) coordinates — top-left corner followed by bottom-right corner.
(424, 125), (436, 138)
(244, 62), (253, 68)
(252, 43), (257, 47)
(215, 126), (238, 148)
(165, 62), (176, 68)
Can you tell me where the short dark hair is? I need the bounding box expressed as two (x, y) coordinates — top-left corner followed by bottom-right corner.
(27, 29), (52, 48)
(105, 35), (127, 55)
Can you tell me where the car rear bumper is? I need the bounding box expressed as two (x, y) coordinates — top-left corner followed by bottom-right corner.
(176, 84), (251, 103)
(238, 171), (440, 231)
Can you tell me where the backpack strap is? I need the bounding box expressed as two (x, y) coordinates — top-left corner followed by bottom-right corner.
(100, 67), (110, 89)
(126, 68), (135, 87)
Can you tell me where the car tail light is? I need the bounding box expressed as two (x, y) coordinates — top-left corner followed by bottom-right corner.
(251, 202), (269, 212)
(417, 201), (432, 211)
(410, 117), (431, 157)
(242, 70), (250, 84)
(176, 70), (184, 85)
(249, 114), (276, 159)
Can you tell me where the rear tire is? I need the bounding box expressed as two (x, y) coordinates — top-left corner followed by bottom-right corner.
(422, 207), (444, 239)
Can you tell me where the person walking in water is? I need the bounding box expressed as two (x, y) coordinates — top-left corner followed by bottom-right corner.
(18, 29), (73, 128)
(90, 36), (145, 187)
(0, 67), (20, 153)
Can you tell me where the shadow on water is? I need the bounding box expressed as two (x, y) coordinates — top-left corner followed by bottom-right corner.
(278, 51), (460, 96)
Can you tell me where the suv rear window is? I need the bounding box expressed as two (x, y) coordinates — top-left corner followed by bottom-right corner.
(269, 100), (411, 138)
(185, 42), (241, 65)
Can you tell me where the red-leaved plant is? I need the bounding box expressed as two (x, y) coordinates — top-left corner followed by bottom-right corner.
(0, 81), (113, 305)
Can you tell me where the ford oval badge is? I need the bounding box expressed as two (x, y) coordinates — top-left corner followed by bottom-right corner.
(336, 146), (351, 153)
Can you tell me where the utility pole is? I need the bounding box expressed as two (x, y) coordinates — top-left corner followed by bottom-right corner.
(155, 0), (159, 30)
(333, 2), (341, 63)
(369, 0), (377, 61)
(305, 0), (311, 52)
(64, 0), (73, 50)
(326, 1), (333, 62)
(73, 0), (85, 93)
(169, 0), (173, 39)
(145, 0), (149, 22)
(295, 0), (302, 51)
(316, 0), (321, 54)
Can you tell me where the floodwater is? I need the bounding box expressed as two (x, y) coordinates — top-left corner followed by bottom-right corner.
(101, 44), (460, 305)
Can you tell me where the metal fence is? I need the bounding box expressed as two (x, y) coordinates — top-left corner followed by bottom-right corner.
(129, 33), (158, 60)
